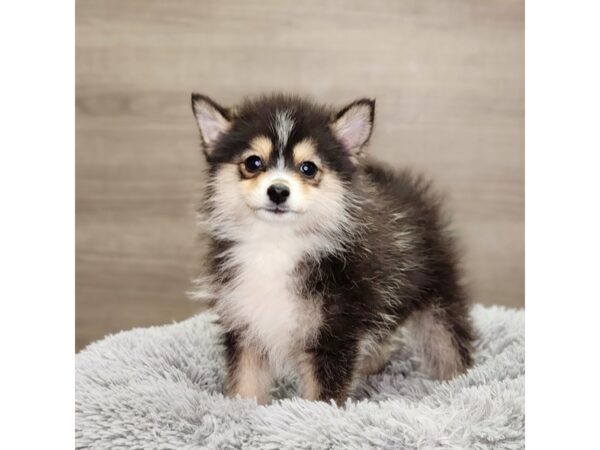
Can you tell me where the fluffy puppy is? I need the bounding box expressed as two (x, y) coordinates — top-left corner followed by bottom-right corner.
(190, 93), (474, 404)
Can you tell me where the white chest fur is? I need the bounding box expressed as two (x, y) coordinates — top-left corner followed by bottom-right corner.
(217, 230), (321, 372)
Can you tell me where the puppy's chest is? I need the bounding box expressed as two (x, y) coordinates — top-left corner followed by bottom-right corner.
(219, 240), (320, 353)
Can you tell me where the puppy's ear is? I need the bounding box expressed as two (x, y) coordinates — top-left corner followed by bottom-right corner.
(191, 93), (231, 153)
(330, 99), (375, 156)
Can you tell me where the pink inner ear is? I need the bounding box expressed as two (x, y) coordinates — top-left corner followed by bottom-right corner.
(332, 105), (372, 154)
(194, 103), (230, 145)
(200, 112), (226, 143)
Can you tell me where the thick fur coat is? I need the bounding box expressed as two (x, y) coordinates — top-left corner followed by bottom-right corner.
(190, 93), (474, 404)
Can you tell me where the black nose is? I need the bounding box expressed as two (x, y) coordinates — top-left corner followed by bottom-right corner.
(267, 183), (290, 205)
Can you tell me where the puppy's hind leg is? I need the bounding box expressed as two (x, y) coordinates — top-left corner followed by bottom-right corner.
(406, 303), (474, 380)
(358, 333), (393, 376)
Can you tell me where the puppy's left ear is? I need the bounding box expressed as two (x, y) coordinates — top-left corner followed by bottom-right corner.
(330, 98), (375, 156)
(191, 93), (232, 152)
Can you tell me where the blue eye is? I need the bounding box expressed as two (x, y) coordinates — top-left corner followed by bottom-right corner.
(244, 155), (264, 172)
(299, 161), (318, 178)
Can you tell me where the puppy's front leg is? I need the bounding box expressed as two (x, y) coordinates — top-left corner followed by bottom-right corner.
(224, 332), (272, 404)
(298, 339), (359, 404)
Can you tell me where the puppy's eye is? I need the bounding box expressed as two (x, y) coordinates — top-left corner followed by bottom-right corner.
(299, 161), (318, 178)
(244, 155), (264, 173)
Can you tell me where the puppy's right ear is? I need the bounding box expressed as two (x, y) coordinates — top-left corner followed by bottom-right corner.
(191, 93), (231, 153)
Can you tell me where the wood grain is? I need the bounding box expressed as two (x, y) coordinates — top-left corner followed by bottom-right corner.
(76, 0), (524, 351)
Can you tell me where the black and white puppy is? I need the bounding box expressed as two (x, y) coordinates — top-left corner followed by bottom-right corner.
(190, 93), (474, 404)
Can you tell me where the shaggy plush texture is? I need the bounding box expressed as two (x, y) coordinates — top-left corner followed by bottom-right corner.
(76, 305), (524, 449)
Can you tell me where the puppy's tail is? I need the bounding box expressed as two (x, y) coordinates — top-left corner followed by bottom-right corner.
(406, 303), (474, 380)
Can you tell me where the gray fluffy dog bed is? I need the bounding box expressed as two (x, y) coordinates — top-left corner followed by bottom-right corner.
(76, 305), (524, 449)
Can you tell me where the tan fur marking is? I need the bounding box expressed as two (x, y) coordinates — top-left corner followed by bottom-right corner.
(407, 309), (464, 380)
(287, 172), (316, 200)
(228, 346), (272, 405)
(292, 139), (323, 186)
(238, 136), (274, 178)
(296, 353), (321, 401)
(248, 135), (273, 162)
(289, 139), (323, 189)
(239, 171), (268, 194)
(292, 138), (318, 166)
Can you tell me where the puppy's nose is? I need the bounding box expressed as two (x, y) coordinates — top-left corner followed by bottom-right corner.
(267, 183), (290, 205)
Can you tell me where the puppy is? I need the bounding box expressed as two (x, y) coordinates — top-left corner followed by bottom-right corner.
(190, 93), (474, 404)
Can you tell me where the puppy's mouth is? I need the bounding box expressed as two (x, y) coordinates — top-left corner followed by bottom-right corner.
(252, 206), (301, 220)
(259, 206), (295, 215)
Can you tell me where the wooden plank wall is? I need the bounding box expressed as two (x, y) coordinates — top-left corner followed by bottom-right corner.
(76, 0), (524, 351)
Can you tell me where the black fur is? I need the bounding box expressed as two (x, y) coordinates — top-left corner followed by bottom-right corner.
(300, 166), (474, 398)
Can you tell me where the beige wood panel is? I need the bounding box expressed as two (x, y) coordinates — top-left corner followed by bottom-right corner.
(76, 0), (524, 351)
